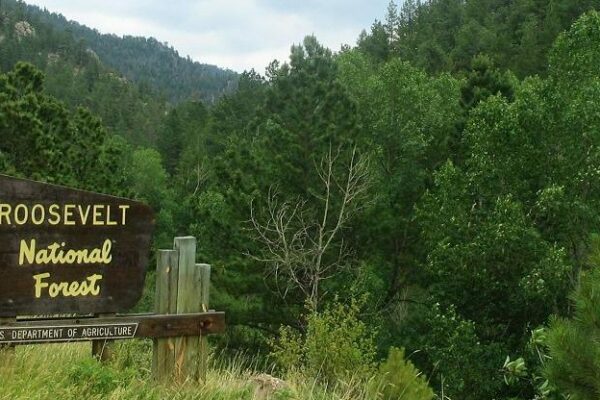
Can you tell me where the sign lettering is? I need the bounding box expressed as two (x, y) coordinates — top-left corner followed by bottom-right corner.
(0, 175), (155, 316)
(0, 323), (138, 344)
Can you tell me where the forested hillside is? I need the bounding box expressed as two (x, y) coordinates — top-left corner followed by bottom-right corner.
(0, 0), (167, 145)
(2, 0), (600, 399)
(1, 0), (237, 104)
(359, 0), (600, 77)
(32, 11), (238, 104)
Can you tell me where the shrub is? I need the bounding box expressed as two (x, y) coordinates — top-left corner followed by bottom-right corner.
(371, 347), (434, 400)
(68, 358), (119, 395)
(270, 297), (377, 383)
(400, 303), (506, 399)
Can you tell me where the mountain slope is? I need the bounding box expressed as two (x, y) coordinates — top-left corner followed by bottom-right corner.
(38, 14), (239, 104)
(3, 0), (238, 104)
(0, 0), (169, 145)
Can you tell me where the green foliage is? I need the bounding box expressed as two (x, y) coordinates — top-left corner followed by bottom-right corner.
(400, 303), (505, 399)
(0, 0), (170, 146)
(67, 358), (120, 396)
(357, 21), (390, 63)
(338, 50), (461, 306)
(5, 1), (600, 398)
(410, 15), (600, 398)
(452, 55), (517, 163)
(544, 240), (600, 399)
(254, 36), (360, 200)
(126, 147), (181, 249)
(371, 347), (434, 400)
(131, 270), (156, 313)
(128, 148), (169, 209)
(271, 298), (377, 384)
(63, 31), (237, 105)
(0, 0), (237, 105)
(503, 356), (528, 386)
(0, 62), (126, 194)
(460, 54), (516, 111)
(186, 117), (280, 352)
(588, 234), (600, 267)
(549, 11), (600, 84)
(501, 327), (565, 400)
(419, 164), (572, 337)
(157, 100), (208, 174)
(185, 37), (367, 354)
(359, 0), (600, 77)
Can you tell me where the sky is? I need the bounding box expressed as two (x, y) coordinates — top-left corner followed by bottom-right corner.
(25, 0), (392, 73)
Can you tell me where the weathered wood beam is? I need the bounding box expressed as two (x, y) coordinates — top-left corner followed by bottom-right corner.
(0, 312), (225, 345)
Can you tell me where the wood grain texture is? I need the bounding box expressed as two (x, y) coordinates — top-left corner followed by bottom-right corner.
(151, 238), (219, 383)
(198, 263), (211, 382)
(173, 237), (201, 383)
(0, 174), (155, 316)
(0, 312), (225, 344)
(153, 250), (179, 382)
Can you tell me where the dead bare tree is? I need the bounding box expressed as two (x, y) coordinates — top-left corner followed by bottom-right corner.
(249, 146), (370, 310)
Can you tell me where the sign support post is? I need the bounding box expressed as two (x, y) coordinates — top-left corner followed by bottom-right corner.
(153, 237), (212, 383)
(0, 317), (15, 376)
(198, 262), (211, 383)
(92, 313), (116, 362)
(153, 249), (179, 382)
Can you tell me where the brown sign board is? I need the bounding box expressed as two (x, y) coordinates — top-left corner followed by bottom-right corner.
(0, 174), (155, 317)
(0, 323), (138, 344)
(0, 312), (225, 345)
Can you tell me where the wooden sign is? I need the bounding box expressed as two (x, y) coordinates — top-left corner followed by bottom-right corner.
(0, 312), (224, 345)
(0, 174), (154, 316)
(0, 322), (138, 344)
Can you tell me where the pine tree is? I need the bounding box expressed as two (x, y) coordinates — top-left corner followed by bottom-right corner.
(357, 21), (391, 63)
(0, 62), (126, 194)
(384, 1), (399, 51)
(545, 240), (600, 399)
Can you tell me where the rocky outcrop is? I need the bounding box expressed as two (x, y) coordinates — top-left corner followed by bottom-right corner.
(251, 374), (288, 399)
(14, 21), (35, 40)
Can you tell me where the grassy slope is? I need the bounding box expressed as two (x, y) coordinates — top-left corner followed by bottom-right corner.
(0, 341), (370, 400)
(0, 341), (254, 399)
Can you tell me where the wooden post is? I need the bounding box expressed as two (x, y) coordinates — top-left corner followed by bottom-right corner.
(152, 237), (211, 384)
(92, 313), (116, 362)
(0, 317), (15, 376)
(197, 263), (211, 382)
(174, 237), (200, 383)
(152, 249), (179, 382)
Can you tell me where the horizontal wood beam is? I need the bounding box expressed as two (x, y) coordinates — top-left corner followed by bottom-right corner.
(0, 312), (225, 345)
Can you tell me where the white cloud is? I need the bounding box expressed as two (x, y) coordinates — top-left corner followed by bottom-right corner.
(25, 0), (391, 72)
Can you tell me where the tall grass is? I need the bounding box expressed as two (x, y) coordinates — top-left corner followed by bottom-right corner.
(0, 340), (376, 399)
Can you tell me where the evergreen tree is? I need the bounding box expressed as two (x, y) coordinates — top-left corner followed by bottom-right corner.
(545, 245), (600, 399)
(0, 62), (126, 194)
(357, 21), (390, 63)
(452, 54), (516, 163)
(384, 1), (399, 51)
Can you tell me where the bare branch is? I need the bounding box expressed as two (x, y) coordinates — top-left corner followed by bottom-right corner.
(248, 145), (371, 309)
